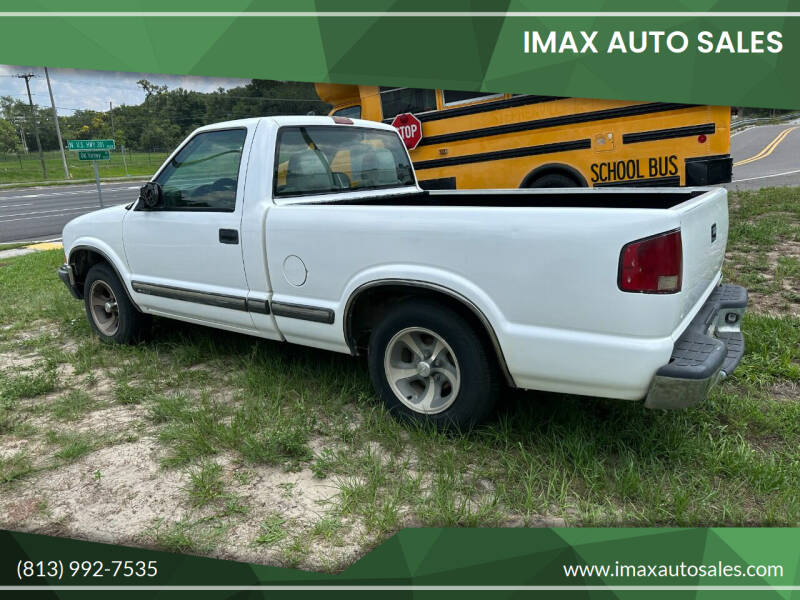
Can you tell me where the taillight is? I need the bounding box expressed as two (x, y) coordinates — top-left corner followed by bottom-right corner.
(618, 229), (682, 293)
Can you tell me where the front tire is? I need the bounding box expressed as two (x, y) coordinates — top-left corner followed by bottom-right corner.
(367, 299), (500, 430)
(83, 263), (148, 344)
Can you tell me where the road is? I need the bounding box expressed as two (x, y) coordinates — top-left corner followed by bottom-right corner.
(726, 121), (800, 191)
(0, 181), (144, 244)
(1, 121), (798, 244)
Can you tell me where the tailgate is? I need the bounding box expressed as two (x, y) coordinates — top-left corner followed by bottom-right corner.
(673, 188), (729, 323)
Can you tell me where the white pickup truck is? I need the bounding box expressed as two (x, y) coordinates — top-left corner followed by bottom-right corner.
(58, 116), (746, 428)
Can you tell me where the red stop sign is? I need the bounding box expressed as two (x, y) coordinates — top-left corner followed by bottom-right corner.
(391, 113), (423, 150)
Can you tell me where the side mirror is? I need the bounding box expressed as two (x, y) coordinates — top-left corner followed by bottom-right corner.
(138, 182), (163, 210)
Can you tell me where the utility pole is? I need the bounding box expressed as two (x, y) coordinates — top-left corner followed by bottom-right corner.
(109, 100), (128, 176)
(45, 67), (69, 180)
(109, 101), (115, 138)
(13, 118), (28, 153)
(16, 73), (47, 180)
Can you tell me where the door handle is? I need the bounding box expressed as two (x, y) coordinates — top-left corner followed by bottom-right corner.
(219, 229), (239, 244)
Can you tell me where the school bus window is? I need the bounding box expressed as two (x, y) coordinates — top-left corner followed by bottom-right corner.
(441, 90), (504, 106)
(379, 87), (436, 119)
(332, 105), (362, 119)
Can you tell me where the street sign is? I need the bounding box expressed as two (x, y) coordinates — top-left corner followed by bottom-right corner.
(77, 150), (111, 161)
(390, 113), (423, 150)
(67, 139), (115, 150)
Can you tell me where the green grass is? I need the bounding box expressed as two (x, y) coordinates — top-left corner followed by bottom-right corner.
(0, 149), (168, 185)
(0, 186), (798, 567)
(187, 462), (225, 507)
(254, 514), (288, 546)
(46, 431), (96, 462)
(114, 382), (153, 405)
(51, 390), (97, 421)
(0, 367), (57, 403)
(0, 242), (29, 252)
(0, 451), (34, 484)
(310, 516), (347, 544)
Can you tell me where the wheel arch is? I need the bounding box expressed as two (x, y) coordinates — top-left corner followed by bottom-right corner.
(520, 162), (588, 188)
(67, 244), (140, 310)
(344, 279), (515, 387)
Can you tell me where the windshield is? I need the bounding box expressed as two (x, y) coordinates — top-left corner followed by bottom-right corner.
(274, 125), (415, 197)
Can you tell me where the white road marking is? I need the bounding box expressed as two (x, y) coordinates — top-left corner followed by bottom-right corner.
(0, 203), (127, 222)
(732, 168), (800, 183)
(0, 204), (105, 219)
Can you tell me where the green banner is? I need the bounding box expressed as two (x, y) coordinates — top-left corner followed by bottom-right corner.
(3, 528), (800, 596)
(0, 1), (798, 107)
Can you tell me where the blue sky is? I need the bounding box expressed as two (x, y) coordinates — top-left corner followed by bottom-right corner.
(0, 65), (250, 115)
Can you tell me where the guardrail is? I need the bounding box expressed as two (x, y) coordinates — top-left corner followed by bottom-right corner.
(731, 112), (800, 130)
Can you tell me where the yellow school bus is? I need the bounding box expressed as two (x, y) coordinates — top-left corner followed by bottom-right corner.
(315, 84), (732, 190)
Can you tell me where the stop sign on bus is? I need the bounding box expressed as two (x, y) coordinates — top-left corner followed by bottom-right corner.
(391, 113), (423, 150)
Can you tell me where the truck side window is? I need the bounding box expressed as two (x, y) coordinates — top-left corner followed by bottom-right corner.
(274, 125), (415, 197)
(379, 87), (436, 119)
(154, 128), (247, 212)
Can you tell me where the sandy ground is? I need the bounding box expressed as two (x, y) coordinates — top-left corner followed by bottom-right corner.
(0, 334), (366, 572)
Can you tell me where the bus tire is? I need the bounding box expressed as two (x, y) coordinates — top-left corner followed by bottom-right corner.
(527, 173), (579, 188)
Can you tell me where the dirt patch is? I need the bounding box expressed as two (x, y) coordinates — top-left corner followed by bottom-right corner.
(769, 381), (800, 403)
(13, 322), (59, 342)
(0, 438), (188, 544)
(208, 458), (360, 569)
(4, 497), (43, 522)
(729, 238), (800, 317)
(0, 351), (40, 371)
(1, 426), (364, 571)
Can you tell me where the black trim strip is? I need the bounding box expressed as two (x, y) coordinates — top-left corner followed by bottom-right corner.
(595, 176), (681, 188)
(685, 153), (730, 163)
(131, 281), (249, 312)
(623, 123), (715, 144)
(415, 102), (696, 147)
(414, 139), (591, 170)
(419, 176), (457, 190)
(271, 301), (335, 324)
(245, 298), (271, 314)
(383, 95), (563, 124)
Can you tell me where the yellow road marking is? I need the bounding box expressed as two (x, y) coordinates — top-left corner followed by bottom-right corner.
(733, 126), (797, 167)
(25, 242), (63, 250)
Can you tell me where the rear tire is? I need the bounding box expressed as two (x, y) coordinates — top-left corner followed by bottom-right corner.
(367, 299), (500, 430)
(527, 173), (578, 188)
(83, 263), (148, 344)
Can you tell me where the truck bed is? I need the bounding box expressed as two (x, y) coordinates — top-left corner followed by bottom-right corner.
(308, 188), (706, 209)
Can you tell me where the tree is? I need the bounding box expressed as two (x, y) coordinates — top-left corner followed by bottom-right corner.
(0, 117), (21, 153)
(1, 79), (332, 153)
(137, 79), (168, 98)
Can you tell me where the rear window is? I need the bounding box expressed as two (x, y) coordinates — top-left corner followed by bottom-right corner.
(274, 125), (415, 198)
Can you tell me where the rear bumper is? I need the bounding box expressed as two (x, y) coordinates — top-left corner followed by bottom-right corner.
(685, 154), (733, 186)
(57, 264), (82, 299)
(645, 283), (747, 409)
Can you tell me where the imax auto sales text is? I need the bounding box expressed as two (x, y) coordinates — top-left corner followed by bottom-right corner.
(523, 31), (783, 54)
